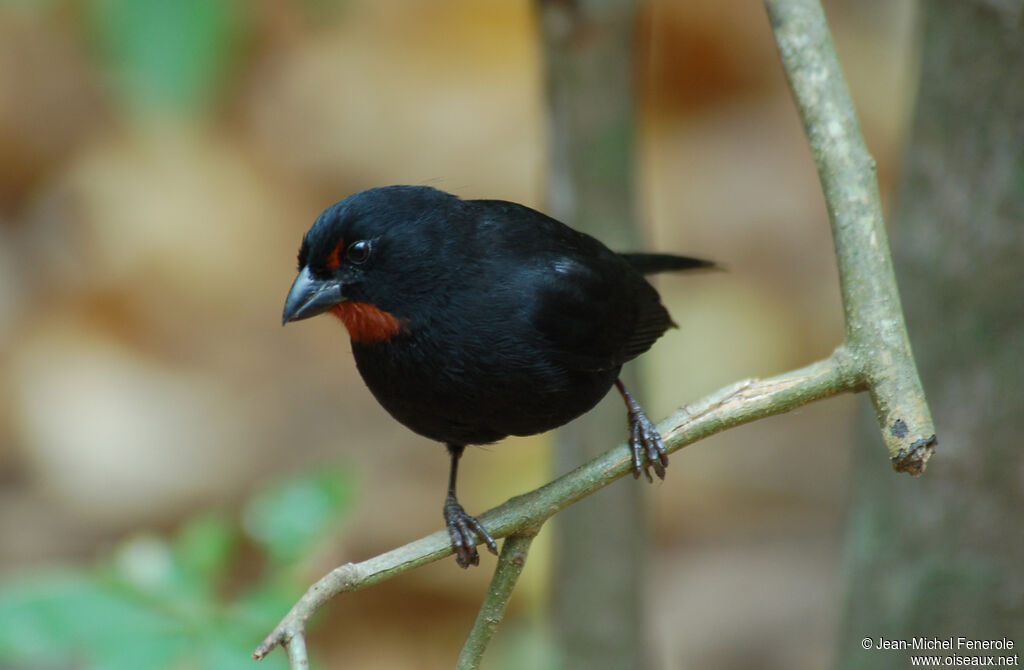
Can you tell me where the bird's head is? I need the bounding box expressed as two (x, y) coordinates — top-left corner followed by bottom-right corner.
(282, 186), (463, 344)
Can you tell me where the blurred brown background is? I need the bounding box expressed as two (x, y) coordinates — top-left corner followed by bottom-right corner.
(0, 0), (921, 668)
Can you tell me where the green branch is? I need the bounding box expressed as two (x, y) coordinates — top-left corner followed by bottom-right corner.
(254, 352), (862, 665)
(457, 532), (538, 669)
(765, 0), (937, 471)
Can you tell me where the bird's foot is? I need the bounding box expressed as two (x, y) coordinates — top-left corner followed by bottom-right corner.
(444, 495), (498, 568)
(614, 379), (669, 482)
(626, 403), (668, 483)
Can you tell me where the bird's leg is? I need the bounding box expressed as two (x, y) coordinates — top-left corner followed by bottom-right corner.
(614, 378), (668, 483)
(443, 443), (498, 568)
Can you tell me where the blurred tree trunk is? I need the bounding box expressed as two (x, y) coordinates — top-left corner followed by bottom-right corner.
(839, 2), (1024, 667)
(536, 1), (651, 669)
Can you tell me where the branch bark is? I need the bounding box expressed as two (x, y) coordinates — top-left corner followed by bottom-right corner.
(765, 0), (937, 471)
(457, 532), (538, 669)
(254, 352), (861, 664)
(253, 1), (937, 667)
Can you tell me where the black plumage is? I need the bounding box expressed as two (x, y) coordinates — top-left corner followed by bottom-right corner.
(283, 185), (713, 567)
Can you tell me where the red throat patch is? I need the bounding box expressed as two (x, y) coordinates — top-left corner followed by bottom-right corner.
(329, 302), (405, 344)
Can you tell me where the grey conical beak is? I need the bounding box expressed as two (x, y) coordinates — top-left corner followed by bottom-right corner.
(282, 266), (345, 325)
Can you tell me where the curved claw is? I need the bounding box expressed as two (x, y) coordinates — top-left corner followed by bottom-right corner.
(444, 496), (498, 569)
(615, 379), (669, 482)
(629, 408), (668, 482)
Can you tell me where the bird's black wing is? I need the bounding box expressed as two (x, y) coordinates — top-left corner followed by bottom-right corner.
(529, 255), (676, 371)
(470, 200), (676, 372)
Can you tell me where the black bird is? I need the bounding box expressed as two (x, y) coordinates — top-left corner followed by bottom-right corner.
(282, 185), (713, 567)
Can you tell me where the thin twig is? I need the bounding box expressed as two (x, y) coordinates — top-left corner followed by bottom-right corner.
(254, 352), (858, 661)
(457, 533), (538, 669)
(283, 632), (309, 670)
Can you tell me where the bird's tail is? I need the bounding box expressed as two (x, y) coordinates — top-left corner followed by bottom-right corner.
(621, 252), (718, 275)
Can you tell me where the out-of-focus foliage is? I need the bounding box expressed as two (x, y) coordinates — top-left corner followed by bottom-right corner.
(0, 0), (922, 667)
(244, 466), (356, 565)
(0, 467), (355, 670)
(86, 0), (245, 115)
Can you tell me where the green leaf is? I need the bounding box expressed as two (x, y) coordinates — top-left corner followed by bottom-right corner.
(0, 566), (294, 670)
(174, 512), (236, 590)
(0, 570), (88, 665)
(0, 570), (189, 670)
(243, 466), (356, 565)
(232, 573), (304, 631)
(86, 0), (244, 114)
(0, 466), (353, 670)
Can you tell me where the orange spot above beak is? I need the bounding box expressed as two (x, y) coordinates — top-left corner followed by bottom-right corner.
(325, 239), (345, 271)
(329, 301), (406, 344)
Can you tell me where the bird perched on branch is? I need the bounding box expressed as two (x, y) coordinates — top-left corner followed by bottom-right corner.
(282, 185), (713, 567)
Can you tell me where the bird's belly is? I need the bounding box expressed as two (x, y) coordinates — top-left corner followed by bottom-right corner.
(352, 342), (619, 446)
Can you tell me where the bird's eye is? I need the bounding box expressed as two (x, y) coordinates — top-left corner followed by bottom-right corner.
(346, 240), (371, 264)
